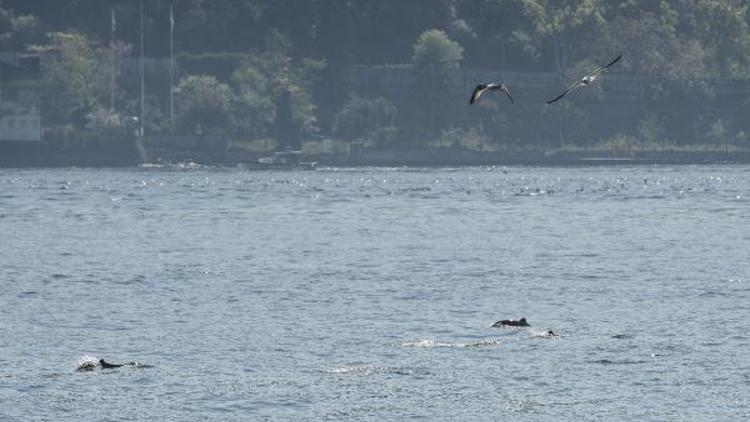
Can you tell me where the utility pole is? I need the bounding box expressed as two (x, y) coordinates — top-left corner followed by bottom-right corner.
(170, 2), (175, 129)
(110, 6), (116, 112)
(139, 0), (145, 137)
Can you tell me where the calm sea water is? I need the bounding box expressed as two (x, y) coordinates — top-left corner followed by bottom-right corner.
(1, 165), (749, 421)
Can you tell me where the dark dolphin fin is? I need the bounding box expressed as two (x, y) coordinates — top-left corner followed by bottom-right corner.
(99, 359), (125, 369)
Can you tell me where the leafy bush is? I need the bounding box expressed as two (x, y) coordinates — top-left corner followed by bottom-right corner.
(411, 29), (463, 80)
(33, 32), (97, 126)
(174, 75), (231, 133)
(230, 64), (275, 139)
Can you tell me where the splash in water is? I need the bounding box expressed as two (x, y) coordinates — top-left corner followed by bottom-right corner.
(402, 338), (502, 348)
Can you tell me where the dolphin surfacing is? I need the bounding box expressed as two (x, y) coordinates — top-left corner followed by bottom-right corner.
(492, 317), (530, 327)
(74, 357), (146, 372)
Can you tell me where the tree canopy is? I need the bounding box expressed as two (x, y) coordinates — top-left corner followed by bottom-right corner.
(2, 0), (750, 150)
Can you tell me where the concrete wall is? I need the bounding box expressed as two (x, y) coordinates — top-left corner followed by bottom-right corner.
(0, 111), (41, 142)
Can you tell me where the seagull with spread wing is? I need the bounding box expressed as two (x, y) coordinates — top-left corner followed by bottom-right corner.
(546, 54), (623, 104)
(469, 83), (514, 105)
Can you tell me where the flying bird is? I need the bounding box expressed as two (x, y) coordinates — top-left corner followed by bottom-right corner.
(469, 83), (514, 105)
(546, 54), (623, 104)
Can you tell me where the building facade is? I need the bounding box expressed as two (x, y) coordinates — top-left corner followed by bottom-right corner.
(0, 53), (42, 142)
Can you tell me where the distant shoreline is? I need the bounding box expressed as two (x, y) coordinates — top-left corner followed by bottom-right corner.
(0, 141), (142, 168)
(2, 140), (749, 168)
(129, 143), (750, 168)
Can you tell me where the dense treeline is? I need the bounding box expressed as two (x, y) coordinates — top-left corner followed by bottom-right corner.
(2, 0), (750, 151)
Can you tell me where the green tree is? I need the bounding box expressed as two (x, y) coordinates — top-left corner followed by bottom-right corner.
(695, 0), (750, 77)
(265, 55), (326, 146)
(455, 0), (540, 70)
(520, 0), (607, 74)
(0, 6), (40, 50)
(174, 74), (231, 133)
(410, 29), (464, 136)
(411, 29), (464, 81)
(607, 12), (705, 79)
(176, 0), (266, 54)
(229, 63), (276, 139)
(33, 32), (98, 127)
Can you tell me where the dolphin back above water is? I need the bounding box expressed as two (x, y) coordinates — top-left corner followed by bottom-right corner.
(74, 356), (148, 372)
(492, 317), (530, 327)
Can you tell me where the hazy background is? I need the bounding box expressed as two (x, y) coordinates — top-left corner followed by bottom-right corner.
(1, 0), (750, 154)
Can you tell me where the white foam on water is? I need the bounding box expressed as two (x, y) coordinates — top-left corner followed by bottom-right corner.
(402, 338), (502, 348)
(73, 355), (100, 371)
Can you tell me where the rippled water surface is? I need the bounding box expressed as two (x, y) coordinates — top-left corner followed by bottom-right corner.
(1, 165), (749, 420)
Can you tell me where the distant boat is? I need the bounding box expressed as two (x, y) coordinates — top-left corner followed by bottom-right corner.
(469, 83), (514, 105)
(546, 54), (623, 104)
(257, 151), (318, 170)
